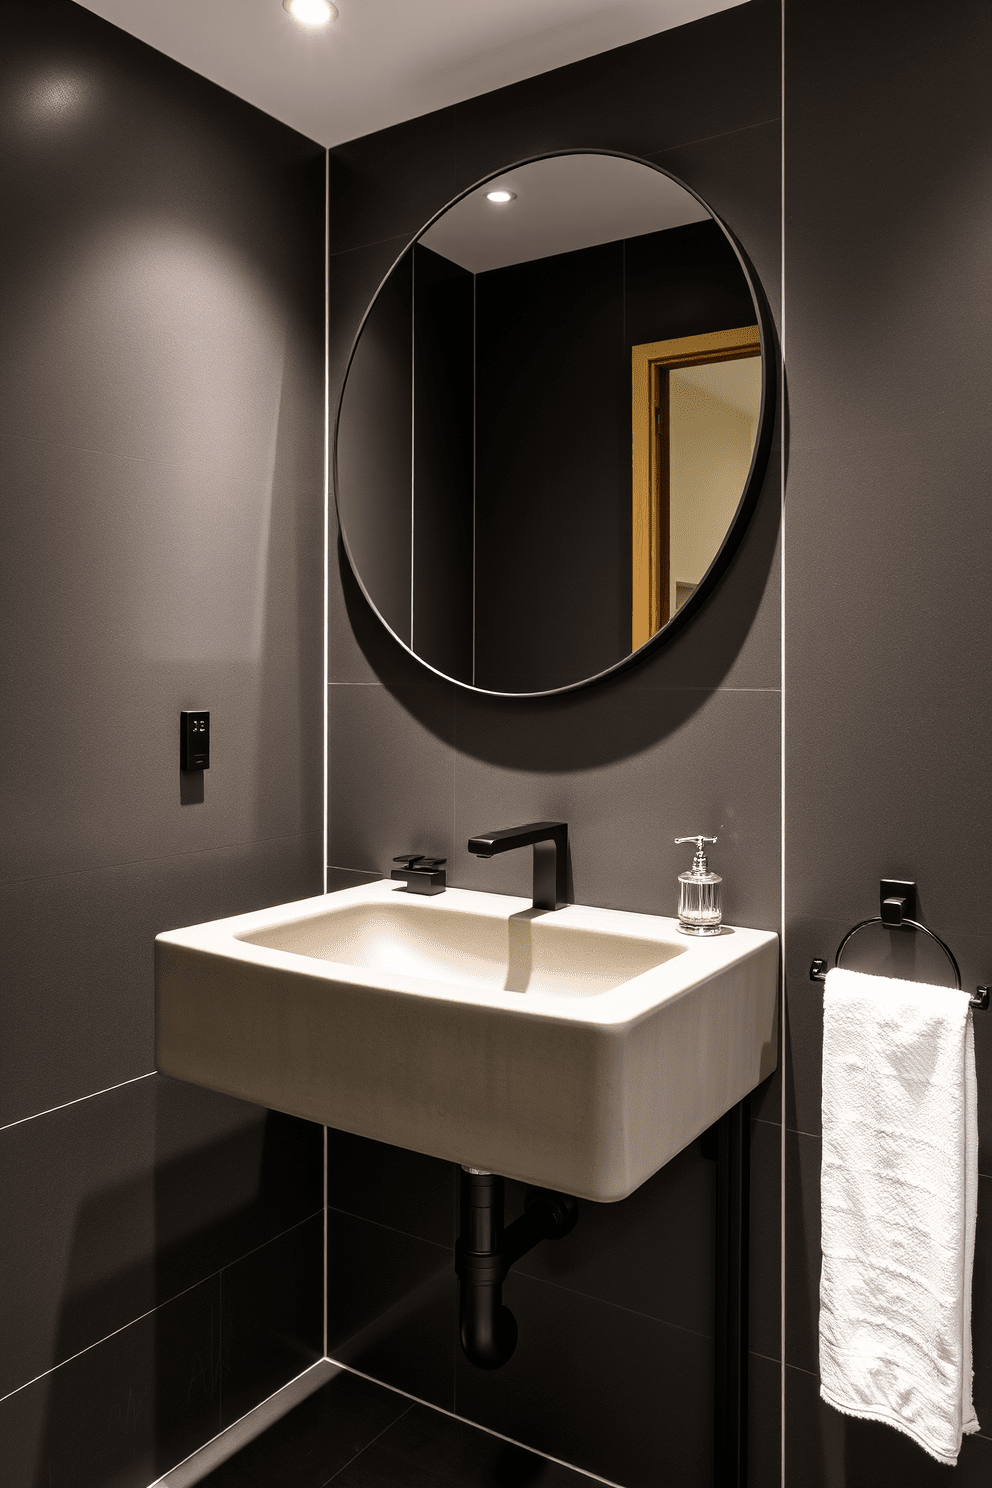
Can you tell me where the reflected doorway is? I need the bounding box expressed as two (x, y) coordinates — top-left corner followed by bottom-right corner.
(631, 325), (761, 650)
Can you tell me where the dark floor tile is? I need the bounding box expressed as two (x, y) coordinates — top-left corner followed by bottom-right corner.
(455, 1271), (712, 1488)
(502, 1139), (715, 1338)
(338, 1403), (590, 1488)
(749, 1119), (782, 1364)
(221, 1215), (324, 1428)
(200, 1371), (413, 1488)
(328, 1130), (456, 1247)
(327, 1209), (456, 1410)
(0, 1275), (220, 1488)
(785, 1359), (992, 1488)
(0, 1075), (320, 1398)
(748, 1351), (782, 1488)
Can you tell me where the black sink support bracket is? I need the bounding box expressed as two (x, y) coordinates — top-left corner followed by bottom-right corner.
(456, 1168), (578, 1369)
(705, 1098), (750, 1488)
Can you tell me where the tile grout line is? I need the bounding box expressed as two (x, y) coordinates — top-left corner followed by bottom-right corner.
(326, 1362), (626, 1486)
(0, 1070), (156, 1133)
(780, 1), (788, 1483)
(320, 1402), (415, 1485)
(3, 826), (318, 890)
(0, 1210), (323, 1406)
(323, 141), (331, 1369)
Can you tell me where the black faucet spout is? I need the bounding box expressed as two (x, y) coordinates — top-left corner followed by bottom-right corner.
(466, 821), (568, 911)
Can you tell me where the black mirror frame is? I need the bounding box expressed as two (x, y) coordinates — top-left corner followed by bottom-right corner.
(333, 148), (778, 699)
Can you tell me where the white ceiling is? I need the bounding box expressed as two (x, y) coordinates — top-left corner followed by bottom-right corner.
(420, 154), (709, 273)
(76, 0), (747, 148)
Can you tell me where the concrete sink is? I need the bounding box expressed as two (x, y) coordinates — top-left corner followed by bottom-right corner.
(155, 881), (778, 1201)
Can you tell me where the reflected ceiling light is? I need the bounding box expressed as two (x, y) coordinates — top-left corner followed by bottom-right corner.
(283, 0), (338, 24)
(486, 189), (517, 203)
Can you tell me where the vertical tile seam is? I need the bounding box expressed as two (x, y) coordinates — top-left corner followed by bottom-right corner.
(779, 1), (787, 1484)
(323, 143), (330, 898)
(323, 144), (331, 1363)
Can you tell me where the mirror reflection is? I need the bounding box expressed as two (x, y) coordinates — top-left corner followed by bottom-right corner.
(336, 153), (768, 695)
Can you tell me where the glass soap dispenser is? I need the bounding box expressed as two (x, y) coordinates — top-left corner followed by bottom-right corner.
(674, 836), (723, 935)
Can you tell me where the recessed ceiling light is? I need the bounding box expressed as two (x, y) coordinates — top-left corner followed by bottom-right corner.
(283, 0), (338, 24)
(486, 190), (517, 204)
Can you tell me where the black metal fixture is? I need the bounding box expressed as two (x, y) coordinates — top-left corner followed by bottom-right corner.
(390, 854), (447, 894)
(701, 1103), (749, 1487)
(179, 710), (209, 771)
(456, 1169), (578, 1369)
(809, 879), (989, 1010)
(466, 821), (568, 911)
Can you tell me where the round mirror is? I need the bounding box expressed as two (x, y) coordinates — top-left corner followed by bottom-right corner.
(335, 151), (774, 697)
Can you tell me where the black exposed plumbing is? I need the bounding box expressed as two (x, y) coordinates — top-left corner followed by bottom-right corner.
(455, 1168), (578, 1369)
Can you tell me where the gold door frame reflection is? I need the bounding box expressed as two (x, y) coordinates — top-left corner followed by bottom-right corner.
(631, 324), (760, 651)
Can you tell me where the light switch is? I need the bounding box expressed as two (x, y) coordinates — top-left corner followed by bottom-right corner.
(180, 711), (209, 771)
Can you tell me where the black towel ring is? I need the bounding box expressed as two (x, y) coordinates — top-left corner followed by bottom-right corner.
(808, 879), (989, 1012)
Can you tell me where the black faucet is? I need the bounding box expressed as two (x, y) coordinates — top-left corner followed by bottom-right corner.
(466, 822), (568, 911)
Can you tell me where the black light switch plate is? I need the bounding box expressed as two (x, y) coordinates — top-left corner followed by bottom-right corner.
(180, 711), (210, 771)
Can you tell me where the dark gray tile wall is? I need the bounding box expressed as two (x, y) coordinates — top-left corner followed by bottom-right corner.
(0, 3), (325, 1484)
(325, 5), (782, 1484)
(784, 0), (992, 1481)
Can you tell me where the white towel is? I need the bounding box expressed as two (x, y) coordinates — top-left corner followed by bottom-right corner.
(819, 966), (980, 1465)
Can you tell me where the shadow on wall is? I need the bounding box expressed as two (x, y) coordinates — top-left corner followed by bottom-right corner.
(26, 1104), (322, 1488)
(339, 470), (778, 778)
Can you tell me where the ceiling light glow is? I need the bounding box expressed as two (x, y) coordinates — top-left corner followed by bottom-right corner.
(283, 0), (337, 25)
(486, 190), (517, 204)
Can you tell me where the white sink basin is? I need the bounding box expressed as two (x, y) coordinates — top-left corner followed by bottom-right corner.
(155, 881), (778, 1201)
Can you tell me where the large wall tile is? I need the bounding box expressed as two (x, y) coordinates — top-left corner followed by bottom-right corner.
(785, 3), (991, 444)
(0, 437), (323, 883)
(327, 1208), (456, 1411)
(0, 1072), (321, 1398)
(220, 1214), (324, 1426)
(0, 1274), (221, 1488)
(503, 1141), (716, 1338)
(449, 683), (780, 928)
(0, 833), (321, 1125)
(328, 682), (456, 876)
(327, 1130), (457, 1248)
(455, 1271), (714, 1488)
(336, 1402), (591, 1488)
(451, 0), (780, 185)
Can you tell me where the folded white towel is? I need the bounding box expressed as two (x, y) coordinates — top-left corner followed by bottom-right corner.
(819, 966), (980, 1465)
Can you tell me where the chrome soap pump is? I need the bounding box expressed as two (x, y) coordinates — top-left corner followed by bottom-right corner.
(674, 836), (723, 935)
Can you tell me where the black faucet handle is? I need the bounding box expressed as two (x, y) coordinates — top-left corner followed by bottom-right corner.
(390, 853), (447, 896)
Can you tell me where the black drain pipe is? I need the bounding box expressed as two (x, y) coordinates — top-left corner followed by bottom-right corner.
(456, 1168), (578, 1369)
